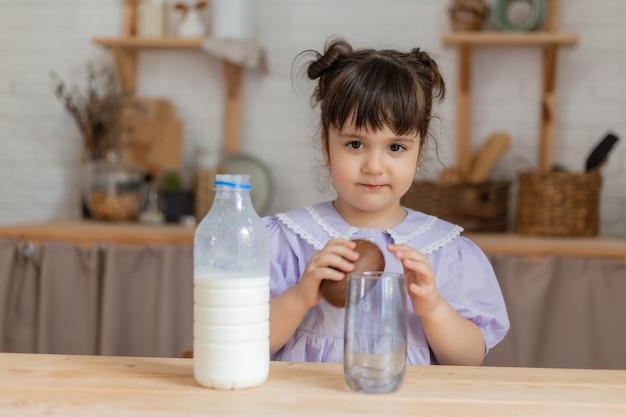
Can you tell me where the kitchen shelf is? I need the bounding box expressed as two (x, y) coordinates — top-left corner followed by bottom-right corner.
(443, 0), (579, 173)
(93, 34), (244, 155)
(90, 0), (259, 156)
(92, 36), (204, 49)
(442, 31), (579, 46)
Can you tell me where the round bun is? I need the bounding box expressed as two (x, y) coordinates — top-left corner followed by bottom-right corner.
(319, 239), (385, 308)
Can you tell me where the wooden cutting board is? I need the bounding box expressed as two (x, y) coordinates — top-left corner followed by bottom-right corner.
(121, 98), (183, 179)
(124, 98), (176, 121)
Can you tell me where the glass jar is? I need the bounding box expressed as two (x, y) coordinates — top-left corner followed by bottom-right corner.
(137, 0), (168, 37)
(83, 152), (146, 221)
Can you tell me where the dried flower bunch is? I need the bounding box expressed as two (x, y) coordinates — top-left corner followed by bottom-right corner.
(51, 63), (129, 161)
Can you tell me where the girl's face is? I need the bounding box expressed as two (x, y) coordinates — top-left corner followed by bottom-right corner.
(324, 122), (420, 228)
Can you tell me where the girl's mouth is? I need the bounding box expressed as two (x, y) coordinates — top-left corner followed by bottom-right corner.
(361, 184), (384, 190)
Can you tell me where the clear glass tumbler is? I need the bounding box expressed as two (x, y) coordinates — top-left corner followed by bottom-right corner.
(344, 271), (408, 394)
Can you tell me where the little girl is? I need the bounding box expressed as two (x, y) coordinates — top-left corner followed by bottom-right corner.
(263, 38), (509, 365)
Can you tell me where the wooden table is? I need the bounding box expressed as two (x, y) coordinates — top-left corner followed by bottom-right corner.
(0, 354), (625, 416)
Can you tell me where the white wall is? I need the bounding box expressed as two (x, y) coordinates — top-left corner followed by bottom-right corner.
(1, 0), (624, 238)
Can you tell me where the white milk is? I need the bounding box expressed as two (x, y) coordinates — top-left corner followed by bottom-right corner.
(193, 274), (270, 390)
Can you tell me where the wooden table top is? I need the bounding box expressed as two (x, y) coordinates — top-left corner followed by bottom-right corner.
(1, 220), (626, 259)
(1, 353), (625, 416)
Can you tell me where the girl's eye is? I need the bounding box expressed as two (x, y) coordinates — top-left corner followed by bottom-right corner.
(389, 144), (406, 152)
(347, 141), (364, 150)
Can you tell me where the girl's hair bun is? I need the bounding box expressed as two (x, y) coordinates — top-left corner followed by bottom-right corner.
(307, 39), (353, 80)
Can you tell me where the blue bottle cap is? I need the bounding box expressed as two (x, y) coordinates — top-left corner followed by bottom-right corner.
(215, 174), (251, 189)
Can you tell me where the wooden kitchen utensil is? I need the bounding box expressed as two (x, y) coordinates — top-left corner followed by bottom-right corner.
(122, 118), (183, 179)
(121, 98), (183, 180)
(124, 98), (175, 120)
(436, 166), (463, 185)
(467, 131), (511, 183)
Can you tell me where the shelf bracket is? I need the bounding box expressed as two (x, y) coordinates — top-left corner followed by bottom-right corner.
(456, 44), (472, 177)
(222, 60), (243, 156)
(123, 0), (138, 37)
(112, 47), (138, 95)
(539, 44), (558, 171)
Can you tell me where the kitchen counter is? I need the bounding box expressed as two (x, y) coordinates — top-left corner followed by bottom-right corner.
(1, 353), (625, 416)
(0, 220), (195, 246)
(1, 221), (626, 259)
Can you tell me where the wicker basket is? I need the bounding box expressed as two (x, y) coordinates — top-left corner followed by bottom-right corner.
(401, 180), (510, 232)
(516, 171), (602, 236)
(448, 0), (489, 31)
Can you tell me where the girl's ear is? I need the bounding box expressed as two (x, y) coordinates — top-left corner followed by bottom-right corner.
(321, 132), (330, 167)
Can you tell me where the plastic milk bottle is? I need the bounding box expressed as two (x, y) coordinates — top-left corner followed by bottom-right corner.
(193, 174), (270, 389)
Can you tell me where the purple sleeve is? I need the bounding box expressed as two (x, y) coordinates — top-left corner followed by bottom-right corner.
(431, 236), (510, 352)
(263, 216), (301, 299)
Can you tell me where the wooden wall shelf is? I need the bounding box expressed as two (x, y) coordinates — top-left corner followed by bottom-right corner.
(92, 35), (244, 155)
(91, 0), (260, 157)
(443, 0), (579, 174)
(442, 31), (579, 46)
(92, 36), (204, 49)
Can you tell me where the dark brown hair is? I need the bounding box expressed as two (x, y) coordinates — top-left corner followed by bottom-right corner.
(301, 38), (445, 159)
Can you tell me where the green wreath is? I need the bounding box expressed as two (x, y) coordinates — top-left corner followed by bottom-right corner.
(491, 0), (547, 32)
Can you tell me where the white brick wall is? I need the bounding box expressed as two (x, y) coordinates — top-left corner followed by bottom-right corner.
(1, 0), (624, 238)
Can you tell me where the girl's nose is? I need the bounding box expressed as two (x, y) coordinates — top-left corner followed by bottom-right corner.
(362, 151), (384, 175)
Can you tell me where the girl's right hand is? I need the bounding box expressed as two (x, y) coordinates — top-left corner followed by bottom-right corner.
(295, 239), (358, 308)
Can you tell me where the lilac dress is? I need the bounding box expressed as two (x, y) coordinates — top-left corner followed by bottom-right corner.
(263, 201), (509, 364)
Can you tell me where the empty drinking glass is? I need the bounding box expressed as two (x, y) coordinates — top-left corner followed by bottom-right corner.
(344, 271), (408, 394)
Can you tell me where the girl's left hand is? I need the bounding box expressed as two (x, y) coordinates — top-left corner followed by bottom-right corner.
(387, 244), (440, 317)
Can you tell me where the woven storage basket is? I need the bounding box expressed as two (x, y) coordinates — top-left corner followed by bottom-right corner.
(401, 180), (510, 233)
(448, 1), (489, 31)
(516, 171), (602, 236)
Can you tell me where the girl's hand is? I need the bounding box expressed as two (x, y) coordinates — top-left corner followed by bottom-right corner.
(296, 239), (358, 308)
(388, 244), (440, 317)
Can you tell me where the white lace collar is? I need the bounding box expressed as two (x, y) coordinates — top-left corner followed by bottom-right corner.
(276, 201), (462, 254)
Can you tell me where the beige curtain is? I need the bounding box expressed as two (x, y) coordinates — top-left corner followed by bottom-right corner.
(484, 254), (626, 370)
(2, 236), (626, 368)
(99, 243), (193, 357)
(0, 238), (193, 358)
(0, 239), (41, 353)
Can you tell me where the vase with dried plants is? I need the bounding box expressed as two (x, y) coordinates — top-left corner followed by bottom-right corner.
(51, 63), (145, 221)
(51, 63), (128, 162)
